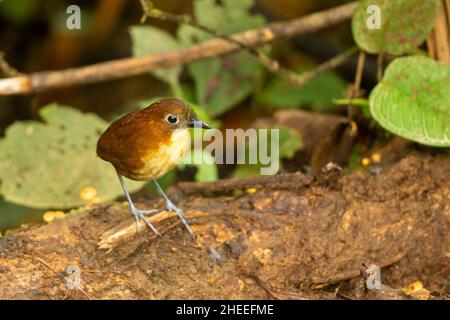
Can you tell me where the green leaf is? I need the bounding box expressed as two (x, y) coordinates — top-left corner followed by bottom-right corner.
(258, 71), (347, 112)
(278, 126), (303, 159)
(369, 56), (450, 147)
(177, 0), (265, 117)
(0, 104), (145, 209)
(130, 25), (182, 85)
(352, 0), (440, 55)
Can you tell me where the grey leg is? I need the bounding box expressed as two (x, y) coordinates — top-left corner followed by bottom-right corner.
(116, 170), (160, 235)
(153, 180), (194, 236)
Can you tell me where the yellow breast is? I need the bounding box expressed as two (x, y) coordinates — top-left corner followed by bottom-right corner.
(139, 128), (190, 180)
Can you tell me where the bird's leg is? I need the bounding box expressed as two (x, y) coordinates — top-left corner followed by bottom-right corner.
(116, 170), (160, 236)
(153, 180), (194, 236)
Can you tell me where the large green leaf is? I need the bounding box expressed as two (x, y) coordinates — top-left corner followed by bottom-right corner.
(0, 104), (145, 209)
(352, 0), (440, 54)
(369, 56), (450, 147)
(258, 71), (347, 112)
(130, 25), (182, 85)
(178, 0), (265, 117)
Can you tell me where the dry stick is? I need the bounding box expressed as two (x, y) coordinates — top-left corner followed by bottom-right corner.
(251, 275), (311, 300)
(139, 0), (355, 87)
(434, 2), (450, 65)
(98, 209), (245, 250)
(427, 1), (450, 64)
(0, 2), (358, 95)
(243, 272), (312, 300)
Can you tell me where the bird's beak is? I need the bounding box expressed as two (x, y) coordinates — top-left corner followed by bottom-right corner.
(188, 116), (211, 129)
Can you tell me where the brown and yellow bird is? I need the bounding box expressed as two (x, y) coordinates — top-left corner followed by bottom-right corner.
(96, 98), (210, 236)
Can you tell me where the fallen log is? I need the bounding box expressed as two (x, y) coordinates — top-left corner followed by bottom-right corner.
(0, 153), (448, 299)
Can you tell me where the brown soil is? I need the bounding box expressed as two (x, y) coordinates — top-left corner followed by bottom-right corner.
(0, 152), (449, 300)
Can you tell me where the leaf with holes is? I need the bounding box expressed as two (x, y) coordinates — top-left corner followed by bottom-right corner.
(369, 56), (450, 147)
(0, 104), (145, 209)
(130, 25), (182, 85)
(352, 0), (440, 54)
(177, 0), (265, 117)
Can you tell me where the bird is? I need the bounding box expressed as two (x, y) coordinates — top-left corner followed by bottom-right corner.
(96, 98), (211, 236)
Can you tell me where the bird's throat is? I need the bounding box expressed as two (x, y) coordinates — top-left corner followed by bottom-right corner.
(138, 128), (190, 180)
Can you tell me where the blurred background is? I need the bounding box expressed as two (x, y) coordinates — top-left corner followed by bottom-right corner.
(0, 0), (400, 230)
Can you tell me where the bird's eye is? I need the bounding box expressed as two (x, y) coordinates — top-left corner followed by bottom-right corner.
(166, 115), (178, 124)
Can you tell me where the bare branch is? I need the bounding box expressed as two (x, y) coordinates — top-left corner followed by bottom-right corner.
(0, 2), (357, 96)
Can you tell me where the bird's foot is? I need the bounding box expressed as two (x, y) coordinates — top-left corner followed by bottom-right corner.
(165, 200), (194, 237)
(131, 207), (161, 236)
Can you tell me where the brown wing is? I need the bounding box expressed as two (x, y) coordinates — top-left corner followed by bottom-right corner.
(96, 108), (168, 178)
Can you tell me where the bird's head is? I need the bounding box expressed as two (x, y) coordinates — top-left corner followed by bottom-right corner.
(147, 98), (211, 130)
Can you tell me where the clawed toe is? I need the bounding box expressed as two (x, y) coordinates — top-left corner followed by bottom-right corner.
(164, 202), (193, 236)
(141, 209), (159, 216)
(131, 208), (161, 236)
(128, 201), (193, 237)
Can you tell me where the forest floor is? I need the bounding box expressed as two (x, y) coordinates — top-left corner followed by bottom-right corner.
(0, 150), (449, 300)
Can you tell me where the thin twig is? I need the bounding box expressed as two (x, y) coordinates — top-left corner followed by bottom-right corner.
(249, 274), (310, 300)
(297, 47), (357, 85)
(347, 50), (365, 121)
(0, 2), (358, 95)
(354, 51), (365, 91)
